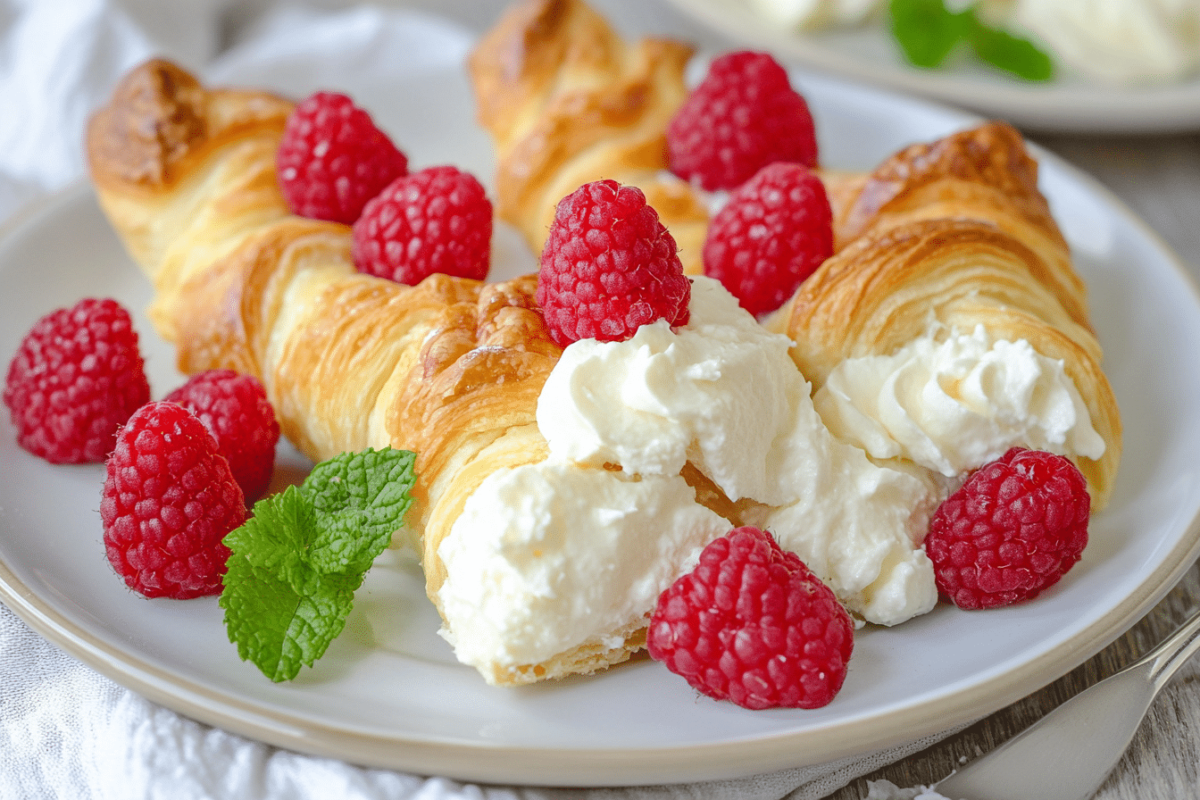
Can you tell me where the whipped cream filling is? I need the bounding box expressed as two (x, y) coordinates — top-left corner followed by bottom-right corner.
(740, 397), (944, 628)
(436, 279), (944, 673)
(433, 279), (1110, 671)
(814, 323), (1106, 478)
(437, 464), (728, 671)
(537, 277), (812, 506)
(534, 277), (942, 627)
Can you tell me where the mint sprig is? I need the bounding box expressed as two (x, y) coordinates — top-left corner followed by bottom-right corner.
(220, 447), (417, 682)
(888, 0), (1054, 82)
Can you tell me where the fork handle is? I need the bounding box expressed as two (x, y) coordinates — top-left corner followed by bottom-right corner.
(1147, 605), (1200, 693)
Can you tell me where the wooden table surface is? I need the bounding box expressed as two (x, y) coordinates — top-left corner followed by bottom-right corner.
(233, 2), (1200, 796)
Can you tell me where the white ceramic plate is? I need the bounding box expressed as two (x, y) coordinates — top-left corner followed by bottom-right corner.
(3, 32), (1200, 788)
(662, 0), (1200, 133)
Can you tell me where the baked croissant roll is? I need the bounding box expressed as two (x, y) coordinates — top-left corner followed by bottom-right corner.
(86, 59), (738, 686)
(769, 123), (1121, 510)
(467, 0), (711, 274)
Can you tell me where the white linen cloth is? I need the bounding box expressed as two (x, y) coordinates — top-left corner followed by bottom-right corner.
(0, 1), (956, 797)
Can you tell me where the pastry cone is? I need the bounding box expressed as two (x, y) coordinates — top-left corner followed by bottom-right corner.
(86, 59), (697, 686)
(467, 0), (710, 274)
(776, 217), (1121, 510)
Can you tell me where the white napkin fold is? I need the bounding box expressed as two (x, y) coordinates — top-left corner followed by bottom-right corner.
(0, 2), (956, 797)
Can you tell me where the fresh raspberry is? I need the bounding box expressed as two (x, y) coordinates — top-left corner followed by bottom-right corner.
(352, 165), (492, 284)
(3, 298), (150, 464)
(163, 369), (279, 501)
(926, 447), (1091, 610)
(276, 91), (408, 224)
(667, 51), (818, 191)
(536, 179), (690, 347)
(101, 402), (245, 599)
(647, 527), (854, 710)
(703, 163), (833, 316)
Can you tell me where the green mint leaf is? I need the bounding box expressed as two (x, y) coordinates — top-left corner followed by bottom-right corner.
(303, 447), (416, 575)
(888, 0), (967, 68)
(222, 485), (315, 587)
(889, 0), (1055, 81)
(220, 554), (359, 682)
(220, 446), (418, 682)
(967, 18), (1054, 81)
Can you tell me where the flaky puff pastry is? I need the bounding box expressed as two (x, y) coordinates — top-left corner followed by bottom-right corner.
(85, 59), (665, 687)
(829, 121), (1091, 332)
(775, 217), (1121, 510)
(467, 0), (710, 273)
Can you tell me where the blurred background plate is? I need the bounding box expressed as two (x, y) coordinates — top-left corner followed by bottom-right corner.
(662, 0), (1200, 133)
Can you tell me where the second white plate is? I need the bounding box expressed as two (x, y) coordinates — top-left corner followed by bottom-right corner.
(663, 0), (1200, 133)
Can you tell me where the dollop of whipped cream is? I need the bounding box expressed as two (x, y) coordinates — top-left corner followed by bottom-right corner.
(534, 277), (942, 627)
(437, 464), (729, 671)
(1011, 0), (1200, 84)
(814, 323), (1106, 478)
(538, 276), (807, 506)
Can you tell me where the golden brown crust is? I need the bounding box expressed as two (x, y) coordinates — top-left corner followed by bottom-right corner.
(830, 121), (1090, 331)
(840, 122), (1053, 242)
(87, 58), (293, 193)
(468, 0), (709, 273)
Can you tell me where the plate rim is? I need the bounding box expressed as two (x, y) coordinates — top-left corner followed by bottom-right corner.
(3, 89), (1200, 785)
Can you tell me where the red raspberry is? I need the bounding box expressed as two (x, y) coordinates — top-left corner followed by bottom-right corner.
(101, 402), (245, 599)
(703, 163), (834, 316)
(4, 298), (150, 464)
(276, 91), (408, 224)
(926, 447), (1091, 610)
(536, 179), (690, 347)
(647, 527), (854, 710)
(352, 165), (492, 285)
(667, 51), (818, 191)
(163, 369), (279, 501)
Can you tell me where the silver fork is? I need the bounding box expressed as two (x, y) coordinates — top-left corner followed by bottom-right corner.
(934, 605), (1200, 800)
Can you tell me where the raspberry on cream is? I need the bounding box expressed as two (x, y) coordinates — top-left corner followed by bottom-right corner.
(536, 179), (689, 347)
